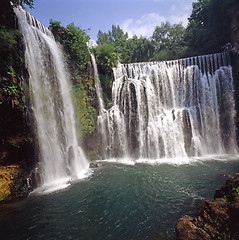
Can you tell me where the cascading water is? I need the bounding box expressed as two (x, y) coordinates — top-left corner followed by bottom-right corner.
(90, 54), (108, 158)
(14, 7), (89, 191)
(99, 52), (238, 160)
(90, 54), (105, 112)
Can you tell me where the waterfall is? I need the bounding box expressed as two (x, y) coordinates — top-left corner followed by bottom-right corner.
(90, 53), (109, 158)
(100, 52), (238, 160)
(14, 7), (89, 191)
(90, 54), (105, 112)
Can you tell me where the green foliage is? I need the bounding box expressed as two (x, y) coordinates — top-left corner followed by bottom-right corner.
(96, 22), (187, 69)
(96, 25), (129, 65)
(72, 86), (97, 137)
(49, 21), (91, 82)
(97, 25), (128, 45)
(186, 0), (239, 55)
(0, 66), (23, 109)
(228, 179), (239, 194)
(124, 36), (154, 63)
(0, 26), (21, 74)
(64, 23), (90, 79)
(152, 22), (187, 60)
(93, 43), (117, 104)
(95, 43), (118, 74)
(49, 19), (61, 28)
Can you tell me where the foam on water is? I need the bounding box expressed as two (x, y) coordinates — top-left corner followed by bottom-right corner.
(95, 154), (239, 167)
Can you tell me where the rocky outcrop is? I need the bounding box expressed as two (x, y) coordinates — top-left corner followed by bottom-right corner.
(0, 165), (29, 202)
(176, 174), (239, 240)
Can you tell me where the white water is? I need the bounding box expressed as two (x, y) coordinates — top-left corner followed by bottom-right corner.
(99, 53), (238, 160)
(90, 54), (105, 112)
(14, 7), (89, 191)
(90, 53), (111, 159)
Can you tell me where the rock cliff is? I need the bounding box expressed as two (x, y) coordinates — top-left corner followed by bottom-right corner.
(176, 174), (239, 240)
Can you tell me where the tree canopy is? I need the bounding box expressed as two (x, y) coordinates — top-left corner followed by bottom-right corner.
(186, 0), (239, 55)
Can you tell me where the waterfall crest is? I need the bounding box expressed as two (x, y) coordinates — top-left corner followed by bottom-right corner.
(99, 52), (238, 160)
(14, 7), (89, 191)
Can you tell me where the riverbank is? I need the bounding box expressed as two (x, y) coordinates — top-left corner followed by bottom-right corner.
(176, 173), (239, 240)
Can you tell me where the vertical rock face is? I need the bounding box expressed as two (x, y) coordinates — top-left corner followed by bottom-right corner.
(230, 5), (239, 51)
(176, 174), (239, 240)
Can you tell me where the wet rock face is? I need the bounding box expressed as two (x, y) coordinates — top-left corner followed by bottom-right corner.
(176, 174), (239, 240)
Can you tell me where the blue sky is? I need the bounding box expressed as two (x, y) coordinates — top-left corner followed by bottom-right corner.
(27, 0), (195, 40)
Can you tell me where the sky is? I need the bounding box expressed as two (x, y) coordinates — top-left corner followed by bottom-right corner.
(26, 0), (195, 41)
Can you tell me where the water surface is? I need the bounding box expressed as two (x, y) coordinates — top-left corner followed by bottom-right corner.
(1, 157), (239, 240)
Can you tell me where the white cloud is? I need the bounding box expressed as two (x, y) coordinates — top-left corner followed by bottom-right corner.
(169, 14), (189, 27)
(121, 12), (189, 38)
(122, 13), (166, 38)
(120, 0), (193, 38)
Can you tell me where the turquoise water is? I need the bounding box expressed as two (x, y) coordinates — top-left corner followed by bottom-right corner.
(1, 158), (239, 240)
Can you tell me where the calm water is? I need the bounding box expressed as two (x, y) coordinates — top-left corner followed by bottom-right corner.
(1, 157), (239, 240)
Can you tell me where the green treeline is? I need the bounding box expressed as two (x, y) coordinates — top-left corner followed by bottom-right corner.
(94, 0), (239, 70)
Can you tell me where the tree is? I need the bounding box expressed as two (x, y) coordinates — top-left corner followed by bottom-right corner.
(63, 23), (90, 82)
(151, 22), (171, 51)
(186, 0), (239, 55)
(97, 30), (112, 45)
(95, 43), (118, 74)
(124, 36), (154, 63)
(151, 22), (187, 60)
(97, 25), (128, 45)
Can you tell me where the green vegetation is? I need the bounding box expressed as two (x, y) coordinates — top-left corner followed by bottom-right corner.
(0, 0), (29, 146)
(185, 0), (239, 55)
(95, 23), (187, 66)
(94, 0), (239, 72)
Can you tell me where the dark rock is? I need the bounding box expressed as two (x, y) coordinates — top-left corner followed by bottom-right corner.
(176, 173), (239, 240)
(89, 162), (99, 168)
(176, 215), (211, 240)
